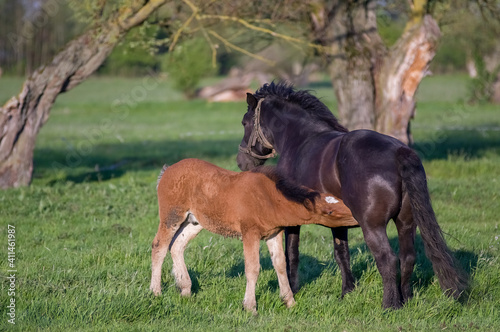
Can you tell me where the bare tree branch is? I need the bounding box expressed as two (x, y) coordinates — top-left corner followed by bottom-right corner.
(208, 30), (276, 66)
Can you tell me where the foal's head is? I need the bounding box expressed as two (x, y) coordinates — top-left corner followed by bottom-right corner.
(251, 166), (344, 217)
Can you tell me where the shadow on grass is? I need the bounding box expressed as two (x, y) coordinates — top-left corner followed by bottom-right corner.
(413, 128), (500, 161)
(35, 126), (500, 184)
(225, 253), (327, 294)
(218, 234), (478, 298)
(34, 138), (241, 184)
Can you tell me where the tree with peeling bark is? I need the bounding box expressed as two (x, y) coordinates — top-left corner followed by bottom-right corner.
(0, 0), (315, 189)
(1, 0), (496, 188)
(311, 0), (440, 144)
(0, 0), (168, 189)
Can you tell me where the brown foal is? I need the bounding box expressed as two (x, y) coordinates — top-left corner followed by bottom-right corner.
(150, 158), (357, 313)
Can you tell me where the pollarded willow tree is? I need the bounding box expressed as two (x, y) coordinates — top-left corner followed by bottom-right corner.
(310, 0), (441, 145)
(0, 0), (312, 189)
(2, 0), (494, 188)
(0, 0), (170, 189)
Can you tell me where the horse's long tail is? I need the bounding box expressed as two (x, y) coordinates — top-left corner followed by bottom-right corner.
(396, 147), (468, 298)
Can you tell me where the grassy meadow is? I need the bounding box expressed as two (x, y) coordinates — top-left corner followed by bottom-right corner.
(0, 74), (499, 331)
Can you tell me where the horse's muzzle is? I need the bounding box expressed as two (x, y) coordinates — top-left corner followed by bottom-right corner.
(236, 151), (265, 171)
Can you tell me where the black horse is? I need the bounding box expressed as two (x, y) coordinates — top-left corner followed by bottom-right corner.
(236, 82), (467, 309)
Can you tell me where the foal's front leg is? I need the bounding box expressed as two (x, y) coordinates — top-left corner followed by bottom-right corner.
(242, 232), (261, 314)
(266, 231), (295, 308)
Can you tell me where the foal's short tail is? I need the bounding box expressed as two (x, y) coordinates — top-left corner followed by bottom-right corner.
(396, 147), (468, 299)
(156, 164), (169, 190)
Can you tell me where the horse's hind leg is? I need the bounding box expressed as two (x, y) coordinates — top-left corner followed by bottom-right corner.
(170, 219), (203, 296)
(266, 230), (295, 308)
(360, 220), (401, 309)
(331, 227), (355, 297)
(150, 209), (187, 295)
(395, 195), (416, 304)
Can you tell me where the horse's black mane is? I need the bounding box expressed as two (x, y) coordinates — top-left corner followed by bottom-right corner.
(254, 81), (348, 133)
(251, 166), (319, 209)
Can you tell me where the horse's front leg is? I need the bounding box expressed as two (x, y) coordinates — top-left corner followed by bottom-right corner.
(284, 226), (301, 293)
(170, 222), (203, 296)
(331, 227), (355, 297)
(266, 230), (295, 308)
(242, 231), (261, 314)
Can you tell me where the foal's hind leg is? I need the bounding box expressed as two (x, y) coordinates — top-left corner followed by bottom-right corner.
(266, 231), (295, 308)
(331, 227), (355, 297)
(150, 227), (177, 295)
(170, 221), (203, 296)
(395, 195), (416, 303)
(150, 209), (187, 295)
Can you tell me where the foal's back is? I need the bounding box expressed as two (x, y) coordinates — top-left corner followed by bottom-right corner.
(157, 159), (286, 235)
(157, 159), (356, 237)
(157, 158), (268, 207)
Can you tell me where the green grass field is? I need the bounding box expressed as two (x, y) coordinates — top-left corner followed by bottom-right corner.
(1, 74), (499, 331)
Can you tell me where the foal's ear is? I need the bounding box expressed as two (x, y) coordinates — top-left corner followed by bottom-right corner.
(317, 194), (351, 218)
(246, 93), (258, 109)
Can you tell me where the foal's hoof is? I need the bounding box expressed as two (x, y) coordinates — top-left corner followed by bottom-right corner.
(242, 301), (258, 315)
(150, 286), (161, 296)
(285, 298), (296, 308)
(180, 288), (191, 297)
(246, 307), (258, 316)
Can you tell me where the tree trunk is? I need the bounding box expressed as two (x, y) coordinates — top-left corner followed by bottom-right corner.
(492, 71), (500, 104)
(311, 1), (440, 145)
(375, 15), (440, 144)
(0, 0), (167, 189)
(312, 0), (386, 131)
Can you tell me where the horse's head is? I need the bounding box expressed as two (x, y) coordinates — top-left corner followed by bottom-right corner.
(236, 93), (276, 171)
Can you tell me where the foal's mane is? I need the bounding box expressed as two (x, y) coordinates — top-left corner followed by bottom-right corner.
(253, 81), (348, 133)
(251, 166), (319, 209)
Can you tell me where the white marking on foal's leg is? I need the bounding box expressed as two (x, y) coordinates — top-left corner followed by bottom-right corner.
(151, 244), (168, 295)
(266, 231), (296, 308)
(150, 210), (190, 295)
(325, 196), (339, 204)
(171, 217), (203, 297)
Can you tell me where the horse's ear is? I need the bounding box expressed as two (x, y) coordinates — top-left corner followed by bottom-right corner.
(246, 93), (258, 109)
